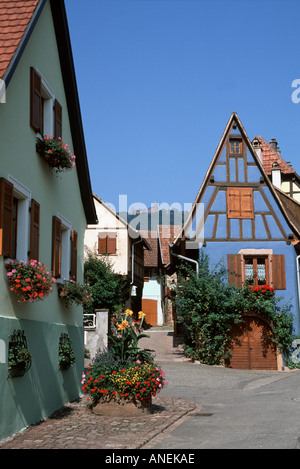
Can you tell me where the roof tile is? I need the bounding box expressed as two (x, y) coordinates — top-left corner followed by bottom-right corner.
(0, 0), (39, 79)
(255, 136), (295, 175)
(158, 225), (182, 265)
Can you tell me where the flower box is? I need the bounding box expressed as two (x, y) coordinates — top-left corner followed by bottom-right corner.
(5, 259), (55, 304)
(57, 279), (92, 307)
(36, 135), (76, 173)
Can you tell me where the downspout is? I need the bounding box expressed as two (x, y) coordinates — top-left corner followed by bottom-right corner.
(131, 238), (143, 285)
(169, 244), (199, 276)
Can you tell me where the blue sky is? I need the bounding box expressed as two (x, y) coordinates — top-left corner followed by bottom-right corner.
(65, 0), (300, 213)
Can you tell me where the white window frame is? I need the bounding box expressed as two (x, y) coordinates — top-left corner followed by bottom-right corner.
(56, 212), (72, 280)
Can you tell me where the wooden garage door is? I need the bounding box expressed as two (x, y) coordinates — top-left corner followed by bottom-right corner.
(142, 299), (157, 326)
(227, 316), (277, 370)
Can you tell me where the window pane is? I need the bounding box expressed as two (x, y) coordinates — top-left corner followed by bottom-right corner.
(245, 258), (253, 282)
(257, 259), (266, 284)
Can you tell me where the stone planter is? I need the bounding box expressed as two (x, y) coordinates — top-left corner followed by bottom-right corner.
(92, 397), (152, 417)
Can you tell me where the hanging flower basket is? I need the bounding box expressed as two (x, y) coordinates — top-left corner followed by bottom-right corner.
(59, 333), (76, 370)
(5, 259), (56, 304)
(8, 330), (31, 378)
(36, 135), (76, 173)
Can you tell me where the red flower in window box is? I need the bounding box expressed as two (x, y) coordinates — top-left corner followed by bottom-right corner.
(36, 135), (76, 173)
(5, 259), (56, 304)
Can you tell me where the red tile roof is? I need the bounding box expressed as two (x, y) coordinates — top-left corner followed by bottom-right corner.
(254, 136), (295, 176)
(0, 0), (39, 79)
(140, 231), (159, 267)
(140, 226), (182, 267)
(158, 225), (181, 266)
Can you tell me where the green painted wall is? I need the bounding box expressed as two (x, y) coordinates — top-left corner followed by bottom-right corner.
(0, 1), (89, 441)
(0, 317), (84, 441)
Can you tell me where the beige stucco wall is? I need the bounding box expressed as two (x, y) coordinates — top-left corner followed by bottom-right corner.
(84, 198), (129, 276)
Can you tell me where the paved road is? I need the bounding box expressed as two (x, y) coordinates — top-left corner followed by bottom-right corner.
(141, 330), (300, 449)
(1, 328), (300, 450)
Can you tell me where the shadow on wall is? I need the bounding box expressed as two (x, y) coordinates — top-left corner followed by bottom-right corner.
(3, 317), (83, 438)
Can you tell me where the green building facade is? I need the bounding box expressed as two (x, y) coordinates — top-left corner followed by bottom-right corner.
(0, 0), (97, 441)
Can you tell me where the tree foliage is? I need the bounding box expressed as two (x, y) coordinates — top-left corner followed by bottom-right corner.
(84, 252), (130, 316)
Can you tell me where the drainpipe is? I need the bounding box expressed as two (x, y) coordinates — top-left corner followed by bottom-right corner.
(131, 238), (143, 285)
(169, 244), (199, 276)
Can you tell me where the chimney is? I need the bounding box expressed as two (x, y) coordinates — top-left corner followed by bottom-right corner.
(269, 138), (279, 152)
(252, 138), (262, 163)
(271, 161), (281, 189)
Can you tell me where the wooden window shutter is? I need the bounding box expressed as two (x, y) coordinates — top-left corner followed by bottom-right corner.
(240, 188), (254, 219)
(30, 67), (42, 132)
(52, 216), (61, 277)
(270, 254), (286, 290)
(227, 254), (243, 287)
(98, 235), (107, 254)
(54, 99), (62, 139)
(70, 229), (78, 281)
(0, 178), (13, 257)
(29, 199), (40, 261)
(106, 233), (117, 254)
(227, 188), (254, 219)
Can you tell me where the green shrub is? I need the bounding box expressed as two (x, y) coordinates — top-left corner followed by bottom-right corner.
(173, 251), (293, 365)
(84, 252), (130, 315)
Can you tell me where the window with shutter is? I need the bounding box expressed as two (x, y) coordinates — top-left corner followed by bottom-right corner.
(244, 256), (269, 286)
(29, 199), (40, 261)
(228, 252), (286, 290)
(98, 233), (117, 255)
(52, 216), (62, 278)
(70, 229), (78, 281)
(227, 187), (254, 219)
(0, 178), (13, 257)
(30, 68), (63, 138)
(54, 99), (62, 139)
(30, 67), (43, 133)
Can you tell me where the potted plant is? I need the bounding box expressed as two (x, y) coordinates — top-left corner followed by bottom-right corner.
(5, 259), (56, 304)
(36, 135), (76, 173)
(59, 333), (76, 370)
(57, 279), (92, 307)
(82, 310), (168, 416)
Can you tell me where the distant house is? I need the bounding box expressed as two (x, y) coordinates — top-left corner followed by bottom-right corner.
(0, 0), (97, 442)
(84, 194), (150, 313)
(171, 112), (300, 370)
(141, 226), (181, 326)
(253, 136), (300, 201)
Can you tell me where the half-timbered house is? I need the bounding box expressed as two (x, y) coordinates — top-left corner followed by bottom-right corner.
(171, 112), (300, 370)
